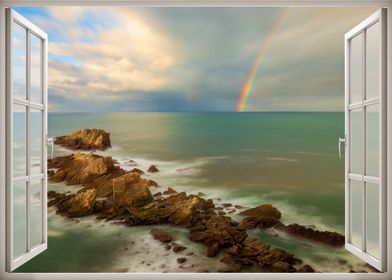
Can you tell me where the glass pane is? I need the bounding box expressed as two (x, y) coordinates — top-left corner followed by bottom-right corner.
(350, 33), (363, 104)
(30, 109), (42, 174)
(350, 180), (363, 249)
(30, 179), (43, 248)
(366, 22), (380, 100)
(13, 22), (26, 101)
(350, 108), (363, 174)
(13, 180), (26, 259)
(366, 182), (380, 259)
(30, 34), (42, 103)
(13, 105), (26, 177)
(366, 105), (379, 177)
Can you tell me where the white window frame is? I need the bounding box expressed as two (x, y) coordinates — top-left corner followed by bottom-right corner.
(5, 9), (48, 272)
(0, 1), (391, 280)
(344, 9), (387, 271)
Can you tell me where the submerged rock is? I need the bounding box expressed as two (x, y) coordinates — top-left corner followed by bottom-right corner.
(150, 228), (173, 242)
(54, 128), (111, 151)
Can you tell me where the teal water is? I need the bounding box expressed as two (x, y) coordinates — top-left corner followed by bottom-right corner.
(16, 112), (367, 272)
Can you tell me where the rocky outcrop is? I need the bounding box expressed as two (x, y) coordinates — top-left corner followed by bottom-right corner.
(275, 223), (345, 247)
(112, 172), (153, 208)
(54, 128), (111, 151)
(48, 189), (97, 218)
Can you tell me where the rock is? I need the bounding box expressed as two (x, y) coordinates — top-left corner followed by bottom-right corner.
(163, 187), (177, 195)
(238, 216), (281, 230)
(173, 245), (186, 253)
(150, 228), (172, 242)
(131, 168), (145, 175)
(148, 180), (159, 187)
(54, 128), (111, 151)
(53, 189), (97, 218)
(153, 192), (162, 197)
(177, 258), (187, 264)
(127, 160), (137, 166)
(256, 248), (298, 267)
(164, 245), (172, 251)
(48, 152), (117, 185)
(222, 203), (232, 208)
(148, 165), (159, 173)
(219, 256), (242, 272)
(207, 242), (220, 257)
(189, 215), (247, 249)
(275, 223), (345, 247)
(112, 172), (153, 208)
(298, 264), (315, 272)
(234, 205), (245, 209)
(239, 204), (281, 219)
(270, 261), (297, 272)
(197, 192), (206, 197)
(237, 239), (270, 258)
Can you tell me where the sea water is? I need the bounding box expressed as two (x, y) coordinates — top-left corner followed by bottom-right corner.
(16, 112), (369, 272)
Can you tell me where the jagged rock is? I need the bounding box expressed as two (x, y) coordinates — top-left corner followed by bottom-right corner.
(52, 189), (97, 218)
(150, 228), (172, 242)
(239, 204), (281, 219)
(177, 258), (187, 264)
(275, 223), (345, 247)
(131, 168), (145, 175)
(112, 172), (153, 208)
(148, 179), (159, 187)
(48, 152), (116, 185)
(163, 187), (177, 195)
(238, 216), (281, 230)
(54, 128), (111, 151)
(189, 215), (248, 249)
(148, 165), (159, 173)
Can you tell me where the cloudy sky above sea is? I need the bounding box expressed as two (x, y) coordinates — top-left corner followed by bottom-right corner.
(16, 7), (376, 112)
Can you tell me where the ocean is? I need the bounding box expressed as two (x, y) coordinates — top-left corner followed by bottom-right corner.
(16, 112), (368, 272)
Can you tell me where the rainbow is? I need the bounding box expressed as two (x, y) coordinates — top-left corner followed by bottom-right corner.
(236, 8), (292, 112)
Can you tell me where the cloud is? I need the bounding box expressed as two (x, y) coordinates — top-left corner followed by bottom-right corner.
(44, 7), (182, 101)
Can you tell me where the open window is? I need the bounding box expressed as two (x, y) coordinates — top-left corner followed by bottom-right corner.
(344, 9), (387, 271)
(1, 4), (389, 277)
(5, 9), (48, 271)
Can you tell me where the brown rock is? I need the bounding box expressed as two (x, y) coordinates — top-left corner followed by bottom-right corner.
(173, 245), (186, 253)
(112, 172), (153, 208)
(54, 189), (97, 218)
(239, 204), (281, 219)
(131, 168), (145, 175)
(54, 128), (111, 151)
(177, 258), (186, 264)
(275, 223), (345, 247)
(207, 242), (220, 257)
(148, 165), (159, 173)
(298, 264), (315, 272)
(270, 261), (297, 272)
(163, 187), (177, 195)
(150, 228), (172, 242)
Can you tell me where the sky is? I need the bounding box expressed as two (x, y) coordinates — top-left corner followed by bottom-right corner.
(15, 6), (376, 112)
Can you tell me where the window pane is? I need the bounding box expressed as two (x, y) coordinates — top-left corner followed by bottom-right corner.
(366, 104), (379, 177)
(13, 105), (26, 177)
(13, 22), (26, 101)
(30, 179), (43, 248)
(350, 179), (363, 249)
(30, 109), (42, 174)
(30, 34), (42, 104)
(13, 180), (26, 259)
(366, 182), (380, 259)
(366, 22), (380, 100)
(350, 33), (363, 104)
(350, 108), (362, 174)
